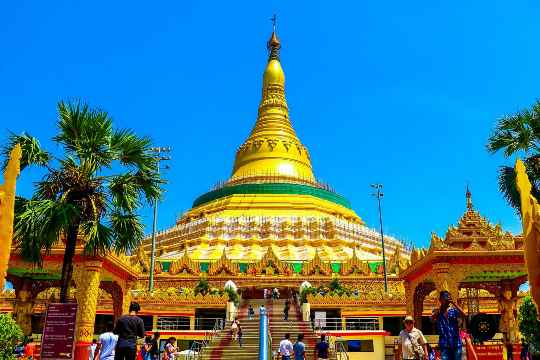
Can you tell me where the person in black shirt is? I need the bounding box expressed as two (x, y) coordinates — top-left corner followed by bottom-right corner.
(149, 332), (160, 360)
(114, 302), (145, 360)
(314, 334), (329, 360)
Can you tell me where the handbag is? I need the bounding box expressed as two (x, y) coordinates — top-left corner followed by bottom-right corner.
(405, 331), (421, 360)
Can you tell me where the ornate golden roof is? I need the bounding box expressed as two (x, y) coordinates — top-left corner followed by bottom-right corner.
(230, 30), (315, 184)
(429, 188), (519, 251)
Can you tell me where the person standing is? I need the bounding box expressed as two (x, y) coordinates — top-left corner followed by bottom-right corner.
(284, 300), (290, 321)
(248, 304), (255, 320)
(279, 333), (294, 360)
(113, 302), (145, 360)
(314, 334), (329, 360)
(293, 334), (305, 360)
(149, 332), (160, 360)
(163, 337), (177, 360)
(24, 338), (36, 360)
(95, 322), (118, 360)
(88, 339), (98, 360)
(231, 317), (240, 341)
(399, 316), (428, 360)
(237, 325), (243, 347)
(459, 325), (477, 360)
(432, 291), (466, 360)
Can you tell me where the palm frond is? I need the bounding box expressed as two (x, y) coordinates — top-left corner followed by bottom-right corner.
(110, 129), (156, 172)
(1, 132), (51, 171)
(80, 220), (114, 256)
(13, 198), (78, 265)
(109, 210), (144, 253)
(109, 174), (141, 212)
(54, 100), (114, 170)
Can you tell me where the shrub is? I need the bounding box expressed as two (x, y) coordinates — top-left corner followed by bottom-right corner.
(518, 295), (540, 355)
(0, 314), (23, 360)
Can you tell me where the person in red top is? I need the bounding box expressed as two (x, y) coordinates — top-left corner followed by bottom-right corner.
(24, 338), (36, 360)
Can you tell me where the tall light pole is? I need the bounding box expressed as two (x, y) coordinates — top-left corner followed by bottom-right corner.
(371, 184), (388, 293)
(149, 146), (171, 291)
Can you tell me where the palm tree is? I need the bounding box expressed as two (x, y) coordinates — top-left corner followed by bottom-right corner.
(2, 101), (161, 302)
(487, 100), (540, 211)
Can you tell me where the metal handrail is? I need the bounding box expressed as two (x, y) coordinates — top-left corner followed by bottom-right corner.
(259, 307), (269, 360)
(312, 317), (379, 331)
(335, 341), (349, 360)
(197, 318), (224, 360)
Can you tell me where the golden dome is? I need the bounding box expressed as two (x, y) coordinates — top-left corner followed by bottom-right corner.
(230, 31), (315, 184)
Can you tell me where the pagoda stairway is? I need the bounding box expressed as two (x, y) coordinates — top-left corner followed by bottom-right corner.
(200, 299), (335, 360)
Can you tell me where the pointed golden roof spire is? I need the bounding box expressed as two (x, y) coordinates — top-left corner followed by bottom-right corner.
(466, 185), (473, 210)
(230, 23), (315, 184)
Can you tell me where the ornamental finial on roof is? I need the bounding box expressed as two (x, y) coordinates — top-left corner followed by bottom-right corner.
(466, 185), (473, 210)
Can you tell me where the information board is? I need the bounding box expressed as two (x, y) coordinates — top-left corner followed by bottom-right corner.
(40, 303), (77, 360)
(473, 344), (504, 360)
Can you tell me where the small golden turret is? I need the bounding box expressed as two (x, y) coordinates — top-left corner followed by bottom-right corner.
(230, 30), (316, 184)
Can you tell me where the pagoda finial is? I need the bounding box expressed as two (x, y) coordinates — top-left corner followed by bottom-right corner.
(466, 185), (473, 210)
(229, 19), (316, 184)
(267, 15), (281, 61)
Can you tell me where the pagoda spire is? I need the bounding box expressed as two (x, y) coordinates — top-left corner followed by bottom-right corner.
(466, 185), (473, 210)
(229, 24), (315, 184)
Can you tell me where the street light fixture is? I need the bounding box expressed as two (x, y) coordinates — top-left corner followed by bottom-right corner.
(371, 183), (388, 293)
(149, 146), (171, 292)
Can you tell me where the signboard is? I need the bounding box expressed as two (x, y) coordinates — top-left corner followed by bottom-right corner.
(473, 344), (504, 360)
(40, 303), (77, 360)
(314, 311), (326, 328)
(433, 344), (504, 360)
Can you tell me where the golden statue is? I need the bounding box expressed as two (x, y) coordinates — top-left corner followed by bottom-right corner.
(498, 289), (519, 344)
(515, 159), (540, 309)
(0, 144), (22, 290)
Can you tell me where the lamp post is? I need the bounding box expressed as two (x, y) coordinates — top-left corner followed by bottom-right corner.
(371, 184), (388, 293)
(149, 146), (171, 292)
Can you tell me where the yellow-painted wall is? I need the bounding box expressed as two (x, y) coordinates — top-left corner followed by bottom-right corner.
(340, 335), (386, 360)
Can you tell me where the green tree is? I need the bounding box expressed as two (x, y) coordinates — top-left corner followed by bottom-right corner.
(194, 278), (210, 296)
(0, 314), (23, 360)
(518, 295), (540, 355)
(2, 101), (160, 303)
(487, 100), (540, 211)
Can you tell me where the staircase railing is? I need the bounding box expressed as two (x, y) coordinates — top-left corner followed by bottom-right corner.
(334, 340), (349, 360)
(259, 306), (270, 360)
(198, 318), (224, 360)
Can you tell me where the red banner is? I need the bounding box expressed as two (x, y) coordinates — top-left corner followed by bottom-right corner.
(473, 344), (504, 360)
(40, 303), (78, 360)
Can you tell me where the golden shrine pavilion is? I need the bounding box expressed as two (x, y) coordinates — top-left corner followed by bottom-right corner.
(0, 29), (531, 360)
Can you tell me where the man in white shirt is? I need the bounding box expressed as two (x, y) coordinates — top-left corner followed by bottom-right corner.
(399, 316), (428, 360)
(95, 322), (118, 360)
(279, 333), (294, 360)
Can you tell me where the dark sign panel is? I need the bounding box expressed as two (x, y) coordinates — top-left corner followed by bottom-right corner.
(40, 303), (77, 360)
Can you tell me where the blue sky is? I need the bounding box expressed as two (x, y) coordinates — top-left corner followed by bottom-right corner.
(2, 1), (539, 247)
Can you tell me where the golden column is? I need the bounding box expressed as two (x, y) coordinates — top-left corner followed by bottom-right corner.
(73, 259), (102, 360)
(515, 159), (540, 309)
(0, 144), (22, 290)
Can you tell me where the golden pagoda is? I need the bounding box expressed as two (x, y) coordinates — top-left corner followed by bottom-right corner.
(143, 30), (405, 263)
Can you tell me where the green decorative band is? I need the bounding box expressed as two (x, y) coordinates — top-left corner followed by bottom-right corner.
(193, 183), (352, 209)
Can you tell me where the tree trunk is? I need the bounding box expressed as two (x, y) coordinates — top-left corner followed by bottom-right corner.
(59, 224), (79, 303)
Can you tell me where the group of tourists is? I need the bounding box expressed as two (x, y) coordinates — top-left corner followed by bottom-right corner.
(398, 290), (478, 360)
(278, 333), (329, 360)
(87, 302), (179, 360)
(263, 288), (280, 300)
